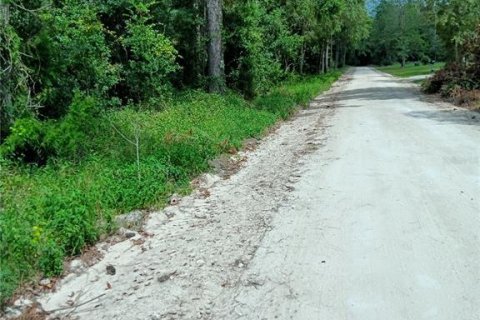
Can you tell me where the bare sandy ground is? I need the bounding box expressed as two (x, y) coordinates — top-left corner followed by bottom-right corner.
(31, 67), (480, 320)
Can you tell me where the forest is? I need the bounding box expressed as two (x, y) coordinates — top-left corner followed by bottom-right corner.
(360, 0), (479, 104)
(0, 0), (479, 308)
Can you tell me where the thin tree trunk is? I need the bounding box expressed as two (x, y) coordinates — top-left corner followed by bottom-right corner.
(0, 2), (11, 116)
(207, 0), (224, 93)
(0, 1), (9, 25)
(342, 45), (347, 67)
(325, 41), (330, 72)
(318, 48), (322, 73)
(299, 42), (306, 74)
(321, 46), (325, 74)
(329, 39), (332, 70)
(195, 0), (204, 83)
(335, 42), (340, 69)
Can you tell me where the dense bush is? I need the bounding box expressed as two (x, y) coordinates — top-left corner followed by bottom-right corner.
(37, 2), (119, 118)
(120, 16), (179, 104)
(421, 23), (480, 99)
(224, 2), (284, 98)
(1, 92), (100, 163)
(1, 117), (51, 164)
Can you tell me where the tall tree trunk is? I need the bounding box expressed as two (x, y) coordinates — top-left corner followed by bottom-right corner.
(195, 0), (205, 83)
(207, 0), (224, 93)
(0, 1), (12, 113)
(335, 42), (340, 69)
(325, 41), (330, 72)
(0, 0), (8, 24)
(299, 42), (306, 74)
(342, 45), (347, 68)
(318, 48), (322, 73)
(321, 46), (325, 74)
(328, 40), (332, 70)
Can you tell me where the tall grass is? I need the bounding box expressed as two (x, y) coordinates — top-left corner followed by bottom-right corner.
(0, 71), (341, 305)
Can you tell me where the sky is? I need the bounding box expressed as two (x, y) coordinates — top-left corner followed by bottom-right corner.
(366, 0), (381, 15)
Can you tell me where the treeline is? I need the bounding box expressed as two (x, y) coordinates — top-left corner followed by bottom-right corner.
(0, 0), (369, 143)
(357, 0), (479, 67)
(358, 0), (479, 105)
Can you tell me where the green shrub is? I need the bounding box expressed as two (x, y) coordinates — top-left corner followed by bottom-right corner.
(1, 118), (52, 164)
(46, 92), (100, 161)
(38, 239), (65, 277)
(121, 16), (179, 104)
(37, 1), (118, 118)
(2, 92), (100, 164)
(224, 2), (284, 98)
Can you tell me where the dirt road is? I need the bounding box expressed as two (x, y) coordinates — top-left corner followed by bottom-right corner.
(37, 68), (480, 320)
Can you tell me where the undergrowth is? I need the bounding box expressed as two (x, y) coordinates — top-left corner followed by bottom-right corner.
(0, 71), (341, 306)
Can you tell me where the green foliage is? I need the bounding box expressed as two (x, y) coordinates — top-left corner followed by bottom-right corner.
(225, 1), (283, 98)
(422, 5), (480, 101)
(0, 22), (33, 139)
(1, 117), (51, 164)
(360, 0), (445, 66)
(223, 0), (367, 95)
(0, 0), (358, 307)
(1, 0), (367, 133)
(37, 2), (119, 118)
(46, 92), (100, 160)
(254, 71), (342, 118)
(2, 92), (100, 163)
(0, 73), (341, 306)
(437, 0), (480, 62)
(120, 16), (179, 104)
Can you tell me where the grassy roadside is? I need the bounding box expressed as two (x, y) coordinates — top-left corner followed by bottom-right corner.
(377, 62), (445, 77)
(0, 71), (342, 305)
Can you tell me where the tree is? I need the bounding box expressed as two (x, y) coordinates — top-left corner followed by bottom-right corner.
(437, 0), (480, 63)
(361, 0), (445, 66)
(207, 0), (225, 92)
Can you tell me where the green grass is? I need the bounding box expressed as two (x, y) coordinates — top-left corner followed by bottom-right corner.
(377, 62), (445, 78)
(0, 71), (342, 305)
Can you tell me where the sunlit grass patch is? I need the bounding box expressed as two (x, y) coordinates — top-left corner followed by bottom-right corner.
(377, 62), (445, 78)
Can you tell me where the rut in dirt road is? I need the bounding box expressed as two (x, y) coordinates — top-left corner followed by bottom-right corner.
(37, 67), (479, 320)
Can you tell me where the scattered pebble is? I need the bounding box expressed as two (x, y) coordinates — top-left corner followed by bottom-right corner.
(125, 231), (136, 239)
(170, 194), (181, 205)
(150, 313), (161, 320)
(157, 270), (177, 283)
(106, 265), (116, 275)
(115, 210), (144, 231)
(194, 212), (207, 219)
(4, 306), (22, 318)
(39, 278), (51, 286)
(70, 260), (85, 274)
(164, 208), (176, 218)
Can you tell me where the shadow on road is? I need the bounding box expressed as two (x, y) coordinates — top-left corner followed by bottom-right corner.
(405, 110), (479, 126)
(321, 87), (417, 102)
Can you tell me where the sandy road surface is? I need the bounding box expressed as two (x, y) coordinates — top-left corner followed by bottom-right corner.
(35, 67), (479, 320)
